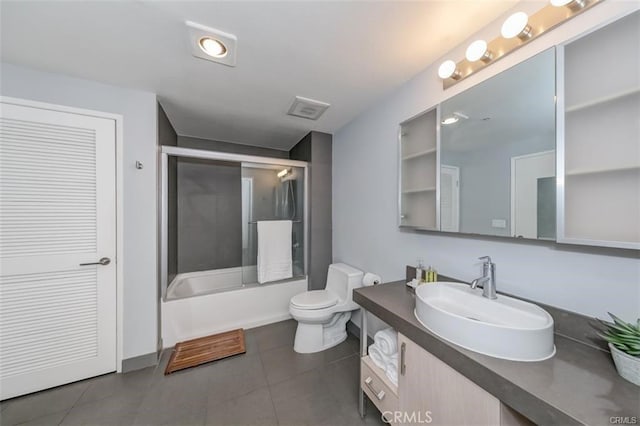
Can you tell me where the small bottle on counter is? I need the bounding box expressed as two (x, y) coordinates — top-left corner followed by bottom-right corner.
(426, 266), (438, 283)
(416, 259), (425, 283)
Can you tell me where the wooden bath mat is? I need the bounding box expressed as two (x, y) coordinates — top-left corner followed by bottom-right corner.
(165, 328), (246, 375)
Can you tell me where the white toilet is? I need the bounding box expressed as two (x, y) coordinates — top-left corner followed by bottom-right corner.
(289, 263), (364, 353)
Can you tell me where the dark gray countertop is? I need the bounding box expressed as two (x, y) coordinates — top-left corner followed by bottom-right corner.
(354, 281), (640, 426)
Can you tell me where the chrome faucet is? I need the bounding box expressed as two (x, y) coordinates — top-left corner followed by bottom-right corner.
(470, 256), (497, 300)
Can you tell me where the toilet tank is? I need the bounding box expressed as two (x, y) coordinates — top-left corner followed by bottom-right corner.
(325, 263), (364, 302)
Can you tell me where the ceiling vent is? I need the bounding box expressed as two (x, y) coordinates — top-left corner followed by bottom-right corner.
(287, 96), (330, 120)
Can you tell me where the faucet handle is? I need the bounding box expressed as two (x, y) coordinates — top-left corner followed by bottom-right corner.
(478, 256), (492, 264)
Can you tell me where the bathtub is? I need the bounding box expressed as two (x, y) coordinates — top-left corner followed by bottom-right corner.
(161, 267), (307, 348)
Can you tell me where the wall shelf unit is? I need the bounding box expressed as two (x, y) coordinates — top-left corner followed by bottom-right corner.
(565, 165), (639, 177)
(402, 187), (436, 194)
(401, 147), (437, 161)
(565, 87), (639, 113)
(398, 106), (439, 230)
(558, 11), (640, 249)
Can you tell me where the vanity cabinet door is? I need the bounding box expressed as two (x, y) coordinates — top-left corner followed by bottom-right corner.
(398, 334), (500, 426)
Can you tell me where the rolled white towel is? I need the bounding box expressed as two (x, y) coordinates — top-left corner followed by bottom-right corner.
(385, 361), (398, 387)
(368, 344), (390, 370)
(374, 328), (398, 356)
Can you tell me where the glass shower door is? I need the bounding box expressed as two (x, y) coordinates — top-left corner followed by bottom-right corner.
(241, 163), (305, 285)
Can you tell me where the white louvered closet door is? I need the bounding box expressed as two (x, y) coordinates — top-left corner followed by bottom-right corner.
(0, 100), (116, 400)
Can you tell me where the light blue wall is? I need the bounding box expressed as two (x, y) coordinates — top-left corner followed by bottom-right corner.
(1, 62), (159, 360)
(333, 3), (640, 333)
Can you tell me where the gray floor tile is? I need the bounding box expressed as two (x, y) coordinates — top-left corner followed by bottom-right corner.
(134, 366), (208, 426)
(76, 368), (154, 405)
(0, 381), (89, 426)
(206, 354), (268, 403)
(321, 354), (360, 406)
(322, 334), (359, 364)
(260, 344), (325, 385)
(242, 329), (260, 355)
(269, 369), (340, 425)
(320, 401), (387, 426)
(60, 393), (142, 426)
(205, 387), (277, 426)
(12, 410), (67, 426)
(251, 320), (297, 353)
(1, 323), (370, 426)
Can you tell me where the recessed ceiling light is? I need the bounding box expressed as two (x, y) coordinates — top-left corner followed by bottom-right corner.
(441, 116), (459, 125)
(186, 21), (237, 67)
(198, 37), (227, 58)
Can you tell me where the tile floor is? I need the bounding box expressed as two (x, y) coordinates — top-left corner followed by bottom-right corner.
(0, 320), (385, 426)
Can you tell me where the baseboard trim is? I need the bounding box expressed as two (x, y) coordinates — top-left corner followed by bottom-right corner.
(121, 352), (158, 373)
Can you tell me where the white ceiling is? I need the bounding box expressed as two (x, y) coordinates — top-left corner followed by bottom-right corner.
(0, 0), (519, 151)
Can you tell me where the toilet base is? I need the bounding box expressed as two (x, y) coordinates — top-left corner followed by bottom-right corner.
(293, 311), (352, 353)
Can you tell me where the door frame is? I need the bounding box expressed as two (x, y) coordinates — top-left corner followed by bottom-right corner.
(440, 164), (460, 232)
(1, 95), (125, 372)
(510, 149), (555, 238)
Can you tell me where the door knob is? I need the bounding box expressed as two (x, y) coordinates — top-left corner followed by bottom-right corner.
(80, 257), (111, 266)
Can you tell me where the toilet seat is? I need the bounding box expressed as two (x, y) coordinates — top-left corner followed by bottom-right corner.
(290, 290), (338, 310)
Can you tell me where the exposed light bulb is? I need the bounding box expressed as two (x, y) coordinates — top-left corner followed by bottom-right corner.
(550, 0), (586, 10)
(465, 40), (493, 63)
(438, 60), (460, 80)
(501, 12), (533, 41)
(198, 37), (228, 58)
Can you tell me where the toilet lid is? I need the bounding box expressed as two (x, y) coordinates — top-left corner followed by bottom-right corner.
(291, 290), (338, 309)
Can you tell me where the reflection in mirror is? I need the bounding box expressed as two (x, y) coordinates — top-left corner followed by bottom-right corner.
(440, 48), (556, 239)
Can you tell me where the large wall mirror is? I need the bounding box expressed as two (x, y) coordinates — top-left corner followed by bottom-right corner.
(439, 48), (556, 239)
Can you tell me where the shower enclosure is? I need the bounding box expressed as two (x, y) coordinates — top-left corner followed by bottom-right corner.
(159, 146), (308, 299)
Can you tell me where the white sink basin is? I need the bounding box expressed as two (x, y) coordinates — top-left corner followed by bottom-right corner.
(414, 282), (555, 362)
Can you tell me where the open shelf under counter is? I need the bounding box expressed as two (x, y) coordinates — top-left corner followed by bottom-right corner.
(401, 147), (437, 161)
(565, 164), (639, 177)
(566, 87), (640, 113)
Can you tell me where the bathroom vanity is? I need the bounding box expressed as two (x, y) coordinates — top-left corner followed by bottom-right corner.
(355, 281), (639, 425)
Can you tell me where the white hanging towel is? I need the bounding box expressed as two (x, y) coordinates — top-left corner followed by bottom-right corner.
(257, 220), (293, 284)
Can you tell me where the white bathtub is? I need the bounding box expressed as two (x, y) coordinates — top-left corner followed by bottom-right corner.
(161, 267), (307, 348)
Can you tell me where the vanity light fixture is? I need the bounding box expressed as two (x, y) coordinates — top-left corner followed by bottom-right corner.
(550, 0), (587, 11)
(501, 12), (533, 41)
(465, 40), (493, 63)
(438, 60), (461, 80)
(438, 0), (602, 89)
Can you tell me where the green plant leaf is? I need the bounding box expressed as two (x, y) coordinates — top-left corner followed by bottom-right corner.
(609, 313), (640, 334)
